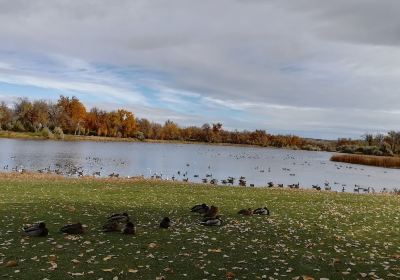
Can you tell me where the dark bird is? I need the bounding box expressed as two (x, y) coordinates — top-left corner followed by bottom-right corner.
(191, 203), (209, 214)
(253, 207), (270, 215)
(200, 216), (222, 226)
(238, 208), (253, 216)
(23, 222), (48, 237)
(60, 223), (84, 234)
(204, 206), (219, 218)
(102, 220), (122, 232)
(121, 222), (135, 234)
(160, 217), (171, 228)
(107, 212), (129, 223)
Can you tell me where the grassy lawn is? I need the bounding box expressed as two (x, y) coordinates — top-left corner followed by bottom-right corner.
(0, 174), (399, 279)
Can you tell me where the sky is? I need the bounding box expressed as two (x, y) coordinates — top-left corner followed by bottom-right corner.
(0, 0), (400, 139)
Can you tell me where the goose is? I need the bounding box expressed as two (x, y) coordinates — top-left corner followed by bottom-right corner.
(23, 222), (48, 237)
(60, 223), (84, 234)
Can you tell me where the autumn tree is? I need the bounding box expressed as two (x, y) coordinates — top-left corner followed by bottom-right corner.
(136, 118), (152, 138)
(0, 102), (12, 129)
(211, 123), (223, 142)
(117, 109), (136, 138)
(13, 98), (33, 131)
(30, 100), (49, 131)
(85, 107), (108, 136)
(57, 96), (87, 134)
(162, 120), (180, 140)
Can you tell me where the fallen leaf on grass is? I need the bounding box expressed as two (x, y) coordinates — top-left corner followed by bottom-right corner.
(148, 242), (158, 249)
(208, 248), (222, 253)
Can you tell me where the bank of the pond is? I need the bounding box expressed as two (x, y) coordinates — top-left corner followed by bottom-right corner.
(0, 174), (399, 279)
(0, 130), (330, 151)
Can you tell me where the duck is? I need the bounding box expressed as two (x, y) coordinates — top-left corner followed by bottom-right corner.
(191, 203), (209, 214)
(200, 216), (222, 226)
(60, 223), (84, 234)
(107, 212), (129, 223)
(253, 207), (270, 215)
(238, 208), (253, 216)
(23, 222), (49, 237)
(204, 206), (219, 218)
(102, 220), (123, 232)
(160, 217), (171, 228)
(121, 222), (135, 234)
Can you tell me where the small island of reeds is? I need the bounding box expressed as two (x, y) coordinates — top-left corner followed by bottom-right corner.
(330, 153), (400, 168)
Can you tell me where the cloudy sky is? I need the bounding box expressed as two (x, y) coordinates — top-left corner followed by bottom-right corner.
(0, 0), (399, 139)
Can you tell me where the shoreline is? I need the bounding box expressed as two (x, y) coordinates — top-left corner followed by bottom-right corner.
(0, 130), (309, 150)
(0, 171), (398, 195)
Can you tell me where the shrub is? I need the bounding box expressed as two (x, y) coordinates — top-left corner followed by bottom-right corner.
(302, 144), (322, 151)
(12, 121), (25, 132)
(53, 127), (64, 140)
(41, 127), (53, 139)
(135, 131), (145, 141)
(380, 142), (394, 157)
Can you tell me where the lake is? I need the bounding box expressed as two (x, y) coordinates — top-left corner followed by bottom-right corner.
(0, 138), (399, 192)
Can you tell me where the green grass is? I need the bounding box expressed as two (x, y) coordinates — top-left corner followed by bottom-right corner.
(0, 176), (399, 279)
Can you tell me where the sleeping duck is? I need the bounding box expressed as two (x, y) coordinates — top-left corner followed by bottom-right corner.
(107, 212), (130, 223)
(204, 206), (219, 218)
(60, 223), (84, 234)
(190, 203), (209, 214)
(121, 222), (135, 234)
(102, 220), (123, 232)
(23, 222), (49, 237)
(253, 207), (270, 215)
(200, 216), (222, 226)
(238, 208), (253, 216)
(160, 217), (171, 228)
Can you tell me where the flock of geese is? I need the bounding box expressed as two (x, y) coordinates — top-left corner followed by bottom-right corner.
(22, 204), (270, 237)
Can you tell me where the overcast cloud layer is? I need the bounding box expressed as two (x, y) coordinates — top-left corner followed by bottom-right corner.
(0, 0), (400, 139)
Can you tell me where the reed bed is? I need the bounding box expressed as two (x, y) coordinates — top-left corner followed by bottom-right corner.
(330, 153), (400, 168)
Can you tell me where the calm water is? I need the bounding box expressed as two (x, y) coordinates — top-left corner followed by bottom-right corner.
(0, 138), (399, 191)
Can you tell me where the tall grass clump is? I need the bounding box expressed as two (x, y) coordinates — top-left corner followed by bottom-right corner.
(53, 126), (64, 139)
(331, 153), (400, 168)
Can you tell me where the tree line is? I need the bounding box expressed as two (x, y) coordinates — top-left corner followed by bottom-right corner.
(0, 95), (399, 155)
(0, 95), (319, 148)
